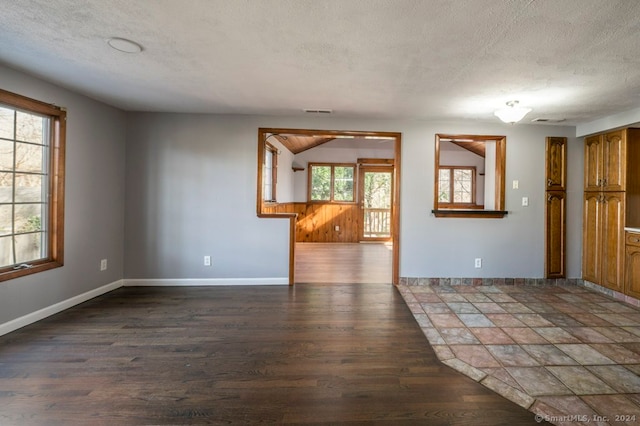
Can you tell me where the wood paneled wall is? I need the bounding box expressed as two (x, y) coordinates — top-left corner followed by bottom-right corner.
(263, 203), (359, 242)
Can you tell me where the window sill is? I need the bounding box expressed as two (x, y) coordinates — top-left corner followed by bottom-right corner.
(432, 209), (508, 219)
(0, 261), (63, 282)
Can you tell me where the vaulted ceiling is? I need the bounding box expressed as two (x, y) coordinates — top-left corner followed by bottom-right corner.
(2, 1), (640, 125)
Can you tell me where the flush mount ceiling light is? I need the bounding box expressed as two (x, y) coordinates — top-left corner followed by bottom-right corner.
(494, 100), (532, 124)
(107, 37), (143, 53)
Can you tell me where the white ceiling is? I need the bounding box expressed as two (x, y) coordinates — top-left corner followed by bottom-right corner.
(2, 0), (640, 125)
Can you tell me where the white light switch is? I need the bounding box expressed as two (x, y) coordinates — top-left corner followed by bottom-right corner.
(522, 197), (529, 207)
(512, 180), (519, 189)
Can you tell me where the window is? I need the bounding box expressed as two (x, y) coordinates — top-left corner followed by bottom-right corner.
(433, 134), (506, 218)
(263, 142), (277, 202)
(309, 163), (355, 202)
(438, 166), (476, 206)
(0, 89), (65, 281)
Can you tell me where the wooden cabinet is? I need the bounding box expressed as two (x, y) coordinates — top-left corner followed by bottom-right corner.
(545, 191), (565, 278)
(546, 137), (567, 278)
(546, 137), (567, 191)
(583, 192), (625, 292)
(582, 192), (601, 283)
(625, 232), (640, 299)
(600, 192), (625, 292)
(584, 130), (626, 192)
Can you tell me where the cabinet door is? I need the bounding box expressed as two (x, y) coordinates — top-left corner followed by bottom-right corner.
(584, 135), (602, 191)
(545, 191), (565, 278)
(602, 130), (626, 191)
(600, 192), (625, 292)
(582, 192), (601, 284)
(546, 137), (566, 191)
(626, 236), (640, 299)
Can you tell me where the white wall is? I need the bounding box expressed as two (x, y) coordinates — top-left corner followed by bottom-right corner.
(0, 64), (126, 325)
(124, 114), (580, 280)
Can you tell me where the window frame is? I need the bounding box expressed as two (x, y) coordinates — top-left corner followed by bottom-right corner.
(433, 133), (507, 218)
(437, 166), (477, 208)
(0, 89), (65, 282)
(307, 162), (357, 204)
(263, 142), (278, 203)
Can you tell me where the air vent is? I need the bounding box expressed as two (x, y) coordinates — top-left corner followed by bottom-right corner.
(303, 109), (333, 114)
(531, 118), (566, 123)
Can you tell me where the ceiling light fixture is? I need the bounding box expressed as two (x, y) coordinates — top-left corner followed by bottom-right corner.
(494, 100), (532, 124)
(107, 37), (143, 54)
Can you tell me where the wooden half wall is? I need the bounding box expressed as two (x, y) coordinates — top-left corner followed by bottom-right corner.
(263, 203), (359, 242)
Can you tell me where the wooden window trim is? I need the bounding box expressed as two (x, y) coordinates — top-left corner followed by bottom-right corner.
(433, 133), (507, 219)
(256, 127), (402, 286)
(0, 89), (66, 282)
(307, 162), (357, 204)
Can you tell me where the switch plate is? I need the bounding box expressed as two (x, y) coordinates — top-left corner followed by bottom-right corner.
(474, 258), (482, 268)
(204, 255), (211, 266)
(522, 196), (529, 207)
(335, 225), (340, 231)
(512, 180), (519, 189)
(100, 259), (107, 271)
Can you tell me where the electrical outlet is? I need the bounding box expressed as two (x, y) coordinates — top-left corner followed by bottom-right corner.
(335, 225), (340, 231)
(204, 255), (211, 266)
(512, 180), (519, 189)
(100, 259), (107, 271)
(474, 258), (482, 268)
(522, 196), (529, 207)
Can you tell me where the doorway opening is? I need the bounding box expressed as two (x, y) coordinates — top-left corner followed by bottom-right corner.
(256, 128), (401, 285)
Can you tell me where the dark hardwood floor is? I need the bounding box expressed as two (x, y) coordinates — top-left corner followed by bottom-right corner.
(0, 284), (542, 425)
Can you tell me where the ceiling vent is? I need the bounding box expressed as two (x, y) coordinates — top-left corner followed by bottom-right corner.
(303, 109), (333, 114)
(531, 118), (566, 123)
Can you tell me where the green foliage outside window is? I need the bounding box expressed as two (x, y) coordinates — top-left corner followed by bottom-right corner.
(310, 164), (355, 202)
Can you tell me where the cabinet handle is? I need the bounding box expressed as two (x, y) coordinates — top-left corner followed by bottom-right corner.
(547, 179), (553, 187)
(597, 178), (602, 187)
(602, 178), (607, 187)
(632, 238), (640, 243)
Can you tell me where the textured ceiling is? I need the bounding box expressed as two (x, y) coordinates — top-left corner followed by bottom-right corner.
(1, 0), (640, 125)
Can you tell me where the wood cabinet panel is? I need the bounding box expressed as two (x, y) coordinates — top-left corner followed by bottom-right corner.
(583, 192), (601, 284)
(546, 137), (567, 191)
(545, 191), (565, 278)
(600, 192), (625, 292)
(584, 130), (627, 192)
(602, 130), (626, 191)
(626, 233), (640, 299)
(582, 192), (625, 292)
(584, 135), (602, 191)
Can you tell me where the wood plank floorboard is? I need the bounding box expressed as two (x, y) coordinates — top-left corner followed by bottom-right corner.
(0, 284), (543, 425)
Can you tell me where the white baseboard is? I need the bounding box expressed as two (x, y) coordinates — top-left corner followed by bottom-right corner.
(0, 279), (124, 337)
(124, 277), (289, 286)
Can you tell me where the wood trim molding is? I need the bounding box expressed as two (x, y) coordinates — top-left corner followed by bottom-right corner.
(434, 134), (506, 218)
(432, 209), (508, 218)
(257, 128), (402, 286)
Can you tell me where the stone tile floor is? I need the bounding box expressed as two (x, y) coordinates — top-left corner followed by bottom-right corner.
(398, 282), (640, 426)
